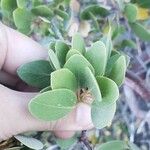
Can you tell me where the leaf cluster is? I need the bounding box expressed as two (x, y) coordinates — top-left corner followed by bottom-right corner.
(17, 33), (128, 130)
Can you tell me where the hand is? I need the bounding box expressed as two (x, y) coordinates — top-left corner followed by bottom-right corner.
(0, 23), (93, 142)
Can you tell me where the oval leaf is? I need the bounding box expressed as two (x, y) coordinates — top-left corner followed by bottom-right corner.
(130, 22), (150, 41)
(91, 102), (116, 129)
(97, 76), (119, 102)
(64, 54), (95, 81)
(29, 89), (77, 121)
(32, 5), (53, 18)
(80, 5), (109, 20)
(101, 27), (112, 59)
(48, 49), (61, 70)
(1, 0), (17, 15)
(66, 49), (81, 61)
(85, 41), (107, 76)
(51, 68), (77, 92)
(108, 55), (126, 86)
(80, 67), (102, 102)
(124, 3), (138, 23)
(91, 76), (119, 129)
(136, 0), (150, 8)
(55, 41), (70, 67)
(56, 136), (77, 149)
(15, 135), (44, 150)
(17, 60), (53, 88)
(71, 33), (86, 54)
(16, 0), (29, 8)
(96, 140), (129, 150)
(13, 8), (32, 34)
(54, 8), (69, 20)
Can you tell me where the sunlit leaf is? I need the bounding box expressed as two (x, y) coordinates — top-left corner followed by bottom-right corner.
(137, 7), (150, 20)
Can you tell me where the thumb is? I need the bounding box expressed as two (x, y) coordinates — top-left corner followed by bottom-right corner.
(0, 85), (93, 141)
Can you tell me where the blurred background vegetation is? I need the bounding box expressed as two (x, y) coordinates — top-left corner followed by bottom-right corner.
(0, 0), (150, 149)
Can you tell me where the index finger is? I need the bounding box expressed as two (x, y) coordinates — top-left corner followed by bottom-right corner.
(0, 22), (48, 75)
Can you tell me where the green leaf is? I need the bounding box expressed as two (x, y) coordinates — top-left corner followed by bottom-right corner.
(91, 103), (116, 129)
(136, 0), (150, 8)
(101, 27), (112, 59)
(130, 22), (150, 41)
(80, 5), (109, 20)
(51, 68), (77, 92)
(91, 76), (119, 129)
(55, 41), (70, 67)
(80, 67), (102, 102)
(96, 140), (129, 150)
(40, 86), (51, 93)
(48, 49), (61, 70)
(85, 41), (107, 76)
(1, 0), (17, 14)
(13, 8), (32, 34)
(32, 0), (42, 7)
(120, 39), (137, 49)
(89, 12), (99, 31)
(66, 49), (81, 61)
(29, 89), (77, 121)
(108, 55), (126, 86)
(31, 5), (53, 18)
(105, 54), (121, 75)
(124, 3), (138, 23)
(72, 33), (86, 54)
(49, 41), (56, 52)
(17, 60), (53, 88)
(54, 8), (69, 20)
(15, 135), (44, 150)
(97, 76), (119, 102)
(56, 136), (77, 149)
(64, 54), (95, 81)
(16, 0), (29, 8)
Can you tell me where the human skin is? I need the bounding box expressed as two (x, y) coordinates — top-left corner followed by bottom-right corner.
(0, 22), (93, 142)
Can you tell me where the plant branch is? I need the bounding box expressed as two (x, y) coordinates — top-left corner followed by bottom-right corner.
(79, 130), (92, 150)
(125, 70), (150, 102)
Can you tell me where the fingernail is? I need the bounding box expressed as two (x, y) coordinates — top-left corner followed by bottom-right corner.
(75, 103), (92, 129)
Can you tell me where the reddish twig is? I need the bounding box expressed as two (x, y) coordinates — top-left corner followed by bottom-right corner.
(125, 71), (150, 102)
